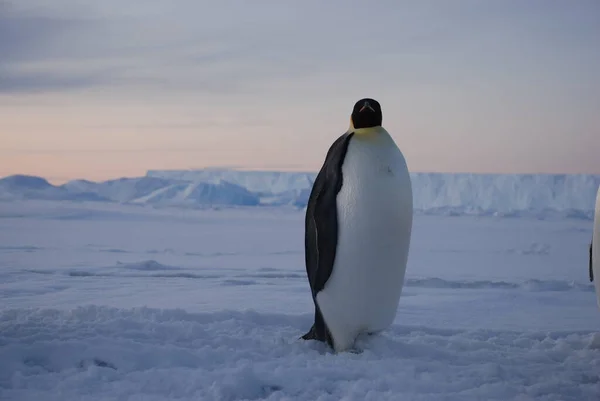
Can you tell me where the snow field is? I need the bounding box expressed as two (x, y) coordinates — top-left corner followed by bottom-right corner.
(1, 201), (599, 400)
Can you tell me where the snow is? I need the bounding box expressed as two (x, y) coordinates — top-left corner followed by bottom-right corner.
(2, 170), (599, 218)
(146, 168), (316, 194)
(147, 169), (600, 217)
(411, 173), (600, 219)
(129, 180), (260, 207)
(0, 175), (106, 202)
(62, 177), (179, 203)
(1, 200), (599, 400)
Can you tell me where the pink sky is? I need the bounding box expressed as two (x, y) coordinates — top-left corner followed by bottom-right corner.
(2, 1), (599, 183)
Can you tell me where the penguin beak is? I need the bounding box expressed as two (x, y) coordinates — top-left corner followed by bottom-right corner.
(359, 102), (375, 113)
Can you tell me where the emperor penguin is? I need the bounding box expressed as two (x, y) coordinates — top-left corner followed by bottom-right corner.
(301, 98), (413, 352)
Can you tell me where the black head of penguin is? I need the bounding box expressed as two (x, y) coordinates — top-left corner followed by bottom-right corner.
(350, 98), (382, 129)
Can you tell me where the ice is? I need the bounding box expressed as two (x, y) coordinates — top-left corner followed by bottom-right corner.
(1, 200), (599, 400)
(2, 169), (599, 217)
(146, 168), (316, 194)
(0, 175), (105, 202)
(147, 169), (600, 217)
(411, 172), (600, 219)
(63, 177), (173, 203)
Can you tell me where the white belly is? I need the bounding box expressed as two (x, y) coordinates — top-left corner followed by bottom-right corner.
(593, 186), (600, 308)
(316, 127), (413, 352)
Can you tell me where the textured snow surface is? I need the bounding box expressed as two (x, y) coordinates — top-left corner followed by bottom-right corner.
(1, 201), (600, 400)
(2, 307), (600, 401)
(1, 170), (599, 217)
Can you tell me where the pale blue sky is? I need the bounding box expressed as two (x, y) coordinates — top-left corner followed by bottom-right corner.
(1, 0), (599, 182)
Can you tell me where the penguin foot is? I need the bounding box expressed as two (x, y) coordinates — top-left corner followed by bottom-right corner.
(346, 346), (363, 354)
(300, 325), (318, 341)
(301, 324), (331, 342)
(78, 358), (117, 370)
(301, 325), (337, 353)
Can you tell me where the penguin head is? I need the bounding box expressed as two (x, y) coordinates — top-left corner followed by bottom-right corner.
(350, 98), (382, 129)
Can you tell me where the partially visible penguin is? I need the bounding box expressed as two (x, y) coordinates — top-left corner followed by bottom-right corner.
(301, 98), (413, 352)
(589, 185), (600, 308)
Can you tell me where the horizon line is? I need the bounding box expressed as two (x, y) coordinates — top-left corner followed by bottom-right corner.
(2, 167), (600, 186)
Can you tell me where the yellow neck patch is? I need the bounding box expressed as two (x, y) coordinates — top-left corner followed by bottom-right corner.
(352, 126), (384, 141)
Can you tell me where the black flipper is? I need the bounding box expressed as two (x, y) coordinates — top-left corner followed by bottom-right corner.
(590, 240), (594, 282)
(301, 132), (354, 348)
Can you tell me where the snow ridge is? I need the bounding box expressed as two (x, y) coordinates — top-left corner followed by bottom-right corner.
(21, 259), (596, 293)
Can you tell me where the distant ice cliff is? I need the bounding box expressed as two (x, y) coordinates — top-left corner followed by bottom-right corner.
(1, 169), (598, 219)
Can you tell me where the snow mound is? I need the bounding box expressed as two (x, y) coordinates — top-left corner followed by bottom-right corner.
(63, 176), (178, 203)
(129, 180), (260, 206)
(1, 306), (599, 401)
(64, 260), (220, 280)
(147, 168), (315, 194)
(406, 278), (594, 292)
(114, 260), (180, 271)
(0, 175), (106, 202)
(0, 175), (53, 190)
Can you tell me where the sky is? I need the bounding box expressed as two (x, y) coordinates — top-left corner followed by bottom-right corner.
(1, 0), (599, 183)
